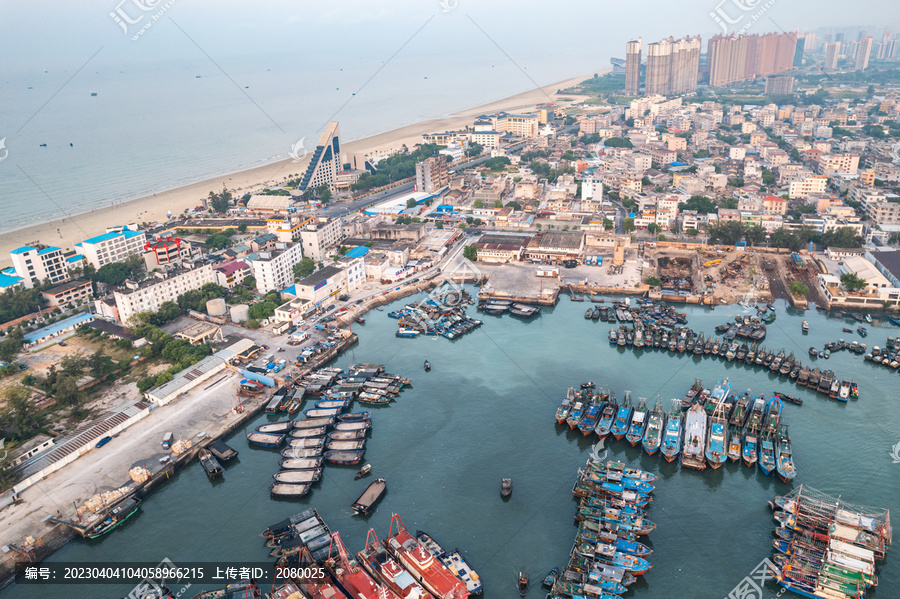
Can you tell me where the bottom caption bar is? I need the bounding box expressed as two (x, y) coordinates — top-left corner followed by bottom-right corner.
(15, 562), (328, 585)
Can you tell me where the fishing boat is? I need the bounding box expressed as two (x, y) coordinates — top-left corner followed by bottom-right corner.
(726, 393), (749, 462)
(357, 529), (430, 599)
(594, 393), (618, 439)
(758, 431), (776, 476)
(838, 380), (851, 402)
(641, 398), (666, 456)
(774, 424), (796, 483)
(424, 360), (431, 371)
(681, 404), (707, 470)
(577, 395), (604, 436)
(501, 478), (512, 497)
(609, 391), (633, 441)
(774, 391), (803, 406)
(278, 457), (324, 470)
(352, 478), (387, 515)
(324, 450), (366, 465)
(659, 399), (684, 463)
(329, 430), (368, 441)
(710, 378), (732, 402)
(198, 449), (223, 479)
(415, 531), (483, 595)
(705, 402), (728, 469)
(354, 464), (372, 479)
(246, 432), (285, 448)
(383, 515), (469, 599)
(84, 497), (141, 539)
(541, 568), (558, 589)
(555, 387), (575, 424)
(624, 398), (648, 447)
(566, 397), (586, 430)
(742, 396), (765, 468)
(255, 420), (295, 434)
(681, 378), (703, 409)
(285, 437), (325, 450)
(801, 320), (809, 332)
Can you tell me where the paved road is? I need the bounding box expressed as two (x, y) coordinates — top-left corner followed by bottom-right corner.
(320, 181), (416, 218)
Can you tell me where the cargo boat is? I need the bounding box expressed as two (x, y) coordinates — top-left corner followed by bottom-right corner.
(324, 450), (366, 465)
(384, 514), (468, 599)
(352, 478), (387, 515)
(327, 532), (401, 599)
(198, 449), (223, 479)
(84, 497), (141, 539)
(208, 440), (238, 462)
(246, 432), (285, 448)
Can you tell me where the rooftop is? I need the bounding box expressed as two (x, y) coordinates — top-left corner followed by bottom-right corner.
(296, 265), (343, 288)
(870, 251), (900, 281)
(42, 279), (93, 296)
(0, 274), (23, 288)
(216, 261), (249, 276)
(344, 246), (369, 258)
(24, 312), (95, 343)
(10, 246), (35, 255)
(82, 230), (143, 245)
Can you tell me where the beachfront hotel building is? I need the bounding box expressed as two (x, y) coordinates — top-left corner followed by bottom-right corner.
(40, 279), (93, 307)
(112, 264), (216, 324)
(251, 242), (304, 294)
(298, 121), (341, 193)
(77, 230), (146, 269)
(9, 245), (70, 289)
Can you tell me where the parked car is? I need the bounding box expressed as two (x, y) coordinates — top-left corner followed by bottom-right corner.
(18, 364), (27, 371)
(96, 436), (112, 448)
(57, 341), (67, 347)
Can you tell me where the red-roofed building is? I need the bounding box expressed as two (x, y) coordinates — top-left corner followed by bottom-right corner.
(761, 195), (788, 216)
(215, 261), (251, 289)
(144, 236), (189, 267)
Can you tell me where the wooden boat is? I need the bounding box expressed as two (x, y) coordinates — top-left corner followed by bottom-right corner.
(541, 568), (558, 589)
(352, 478), (387, 515)
(279, 447), (322, 459)
(758, 431), (776, 476)
(501, 478), (512, 497)
(354, 464), (372, 479)
(273, 469), (322, 484)
(566, 399), (586, 430)
(577, 397), (603, 436)
(270, 483), (312, 498)
(305, 408), (343, 419)
(357, 529), (430, 599)
(294, 417), (334, 429)
(335, 421), (371, 432)
(327, 439), (367, 451)
(609, 391), (633, 441)
(681, 378), (703, 409)
(641, 398), (666, 456)
(517, 572), (529, 597)
(774, 424), (796, 483)
(246, 432), (285, 448)
(208, 440), (238, 462)
(278, 457), (324, 470)
(198, 449), (223, 479)
(424, 360), (431, 371)
(285, 437), (325, 449)
(680, 404), (707, 470)
(801, 320), (809, 332)
(290, 426), (329, 438)
(329, 430), (368, 440)
(255, 420), (294, 434)
(659, 399), (683, 463)
(774, 391), (803, 406)
(324, 450), (365, 465)
(384, 515), (468, 599)
(556, 387), (576, 424)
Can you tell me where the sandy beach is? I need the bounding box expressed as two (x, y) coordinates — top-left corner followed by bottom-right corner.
(0, 72), (603, 263)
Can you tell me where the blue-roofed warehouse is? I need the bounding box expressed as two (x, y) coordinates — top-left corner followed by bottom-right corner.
(24, 312), (96, 348)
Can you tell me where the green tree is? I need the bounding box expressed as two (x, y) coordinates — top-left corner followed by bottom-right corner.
(686, 228), (699, 236)
(473, 199), (484, 209)
(647, 223), (659, 234)
(317, 185), (332, 204)
(93, 262), (131, 286)
(645, 276), (662, 287)
(406, 198), (417, 209)
(465, 143), (483, 157)
(242, 275), (256, 288)
(623, 218), (635, 233)
(603, 219), (613, 231)
(744, 225), (766, 246)
(463, 245), (477, 261)
(789, 281), (809, 296)
(237, 223), (248, 233)
(293, 257), (315, 281)
(0, 329), (25, 363)
(840, 273), (867, 292)
(208, 185), (233, 213)
(679, 195), (717, 214)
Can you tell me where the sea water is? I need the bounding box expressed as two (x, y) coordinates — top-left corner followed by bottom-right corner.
(6, 293), (899, 598)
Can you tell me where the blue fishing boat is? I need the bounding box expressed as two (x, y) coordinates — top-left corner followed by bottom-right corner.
(704, 401), (728, 469)
(641, 397), (666, 456)
(660, 399), (683, 463)
(742, 396), (765, 467)
(578, 397), (604, 436)
(612, 537), (653, 557)
(609, 391), (633, 441)
(758, 431), (776, 475)
(774, 424), (796, 483)
(566, 397), (587, 430)
(763, 395), (783, 436)
(890, 316), (900, 327)
(594, 392), (618, 439)
(590, 543), (653, 575)
(625, 397), (648, 447)
(395, 328), (420, 338)
(710, 378), (732, 402)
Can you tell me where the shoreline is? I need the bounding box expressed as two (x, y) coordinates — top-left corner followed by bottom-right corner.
(0, 72), (604, 262)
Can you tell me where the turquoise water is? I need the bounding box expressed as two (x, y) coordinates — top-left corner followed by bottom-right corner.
(6, 291), (899, 598)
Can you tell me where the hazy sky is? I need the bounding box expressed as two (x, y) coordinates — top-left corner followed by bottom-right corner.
(2, 0), (897, 75)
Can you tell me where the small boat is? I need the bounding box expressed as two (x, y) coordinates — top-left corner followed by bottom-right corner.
(327, 439), (366, 451)
(424, 360), (431, 371)
(208, 440), (238, 462)
(273, 469), (322, 484)
(801, 320), (809, 332)
(270, 483), (312, 498)
(352, 478), (387, 515)
(246, 432), (285, 448)
(84, 497), (141, 539)
(278, 457), (324, 470)
(255, 420), (294, 434)
(198, 449), (223, 479)
(501, 478), (512, 497)
(865, 313), (872, 323)
(324, 449), (365, 465)
(774, 391), (802, 406)
(354, 316), (366, 324)
(354, 464), (372, 479)
(517, 572), (529, 597)
(858, 326), (868, 337)
(808, 347), (818, 357)
(542, 568), (558, 589)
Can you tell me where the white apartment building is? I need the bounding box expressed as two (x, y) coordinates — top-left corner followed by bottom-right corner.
(582, 176), (605, 203)
(9, 245), (69, 289)
(298, 218), (342, 262)
(113, 264), (216, 324)
(338, 255), (365, 291)
(78, 230), (146, 269)
(788, 176), (828, 199)
(251, 242), (304, 294)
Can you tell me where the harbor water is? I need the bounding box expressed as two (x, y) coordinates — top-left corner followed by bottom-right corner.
(6, 291), (900, 598)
